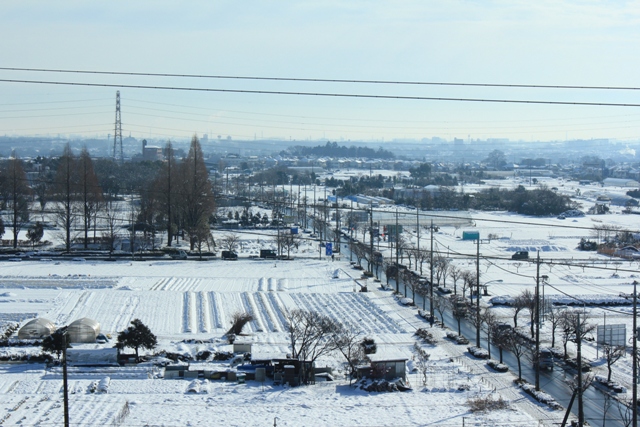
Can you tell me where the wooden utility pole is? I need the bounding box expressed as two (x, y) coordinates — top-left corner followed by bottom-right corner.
(535, 251), (541, 391)
(634, 281), (638, 427)
(577, 312), (584, 427)
(430, 220), (434, 326)
(476, 237), (481, 348)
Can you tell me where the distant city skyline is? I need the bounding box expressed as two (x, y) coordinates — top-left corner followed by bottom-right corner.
(1, 1), (639, 142)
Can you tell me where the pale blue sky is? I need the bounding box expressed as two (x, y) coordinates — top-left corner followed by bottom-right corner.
(1, 1), (639, 143)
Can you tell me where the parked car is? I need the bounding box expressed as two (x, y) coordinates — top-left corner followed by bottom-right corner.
(171, 250), (188, 260)
(221, 251), (238, 260)
(511, 251), (529, 260)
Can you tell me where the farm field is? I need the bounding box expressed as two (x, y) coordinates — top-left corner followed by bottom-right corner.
(2, 181), (640, 426)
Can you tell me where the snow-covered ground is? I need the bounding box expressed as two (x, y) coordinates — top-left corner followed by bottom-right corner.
(1, 176), (640, 426)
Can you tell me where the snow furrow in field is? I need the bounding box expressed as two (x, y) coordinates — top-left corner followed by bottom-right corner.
(182, 292), (193, 333)
(267, 293), (290, 327)
(277, 278), (288, 291)
(198, 292), (211, 333)
(255, 292), (279, 332)
(113, 296), (135, 333)
(209, 292), (223, 329)
(242, 293), (266, 332)
(64, 291), (89, 323)
(336, 293), (405, 333)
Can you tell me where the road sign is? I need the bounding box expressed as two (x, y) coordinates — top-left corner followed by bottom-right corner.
(597, 324), (626, 347)
(325, 242), (333, 256)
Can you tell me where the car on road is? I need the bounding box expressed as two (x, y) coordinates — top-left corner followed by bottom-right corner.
(170, 250), (188, 260)
(221, 251), (238, 260)
(538, 348), (554, 371)
(511, 251), (529, 260)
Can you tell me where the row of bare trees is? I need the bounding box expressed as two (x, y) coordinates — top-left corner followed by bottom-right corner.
(0, 136), (216, 253)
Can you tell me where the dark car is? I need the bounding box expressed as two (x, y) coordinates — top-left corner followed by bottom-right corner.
(260, 249), (277, 259)
(221, 251), (238, 260)
(511, 251), (529, 260)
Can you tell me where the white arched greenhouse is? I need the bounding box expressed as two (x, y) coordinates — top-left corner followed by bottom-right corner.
(18, 318), (56, 339)
(68, 317), (101, 343)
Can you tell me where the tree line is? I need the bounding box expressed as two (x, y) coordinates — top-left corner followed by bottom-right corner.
(0, 135), (215, 252)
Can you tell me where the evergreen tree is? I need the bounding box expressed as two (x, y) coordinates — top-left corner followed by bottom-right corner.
(177, 136), (215, 250)
(26, 222), (44, 248)
(116, 319), (157, 361)
(42, 328), (71, 360)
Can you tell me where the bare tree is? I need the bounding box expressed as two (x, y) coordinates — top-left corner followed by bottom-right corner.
(77, 148), (103, 248)
(102, 200), (123, 255)
(491, 324), (510, 364)
(220, 233), (240, 252)
(546, 306), (563, 348)
(504, 329), (528, 380)
(559, 310), (596, 359)
(602, 344), (625, 382)
(448, 265), (463, 295)
(433, 255), (450, 287)
(461, 270), (476, 300)
(279, 231), (301, 259)
(432, 295), (449, 328)
(412, 343), (431, 386)
(516, 289), (536, 338)
(482, 309), (497, 359)
(332, 326), (365, 385)
(352, 242), (368, 267)
(0, 152), (31, 248)
(52, 143), (79, 252)
(512, 290), (530, 329)
(285, 309), (343, 383)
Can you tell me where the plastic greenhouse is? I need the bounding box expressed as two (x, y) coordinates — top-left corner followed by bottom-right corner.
(68, 317), (101, 343)
(18, 318), (56, 339)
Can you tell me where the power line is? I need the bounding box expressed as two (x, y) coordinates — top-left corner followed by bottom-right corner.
(2, 66), (640, 92)
(2, 78), (640, 108)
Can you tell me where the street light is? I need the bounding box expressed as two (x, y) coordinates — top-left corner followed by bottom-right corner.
(476, 279), (503, 348)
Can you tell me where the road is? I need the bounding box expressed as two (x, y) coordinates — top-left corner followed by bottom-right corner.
(410, 285), (631, 427)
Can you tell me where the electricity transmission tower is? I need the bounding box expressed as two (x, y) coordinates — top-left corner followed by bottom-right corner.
(113, 90), (123, 162)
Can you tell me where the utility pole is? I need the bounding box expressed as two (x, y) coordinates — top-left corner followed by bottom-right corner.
(634, 281), (638, 427)
(349, 200), (353, 263)
(369, 208), (374, 275)
(430, 220), (434, 326)
(535, 251), (541, 391)
(476, 237), (481, 347)
(61, 328), (70, 427)
(577, 312), (584, 427)
(395, 210), (399, 294)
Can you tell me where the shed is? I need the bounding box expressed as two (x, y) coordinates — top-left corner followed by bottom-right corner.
(233, 343), (252, 354)
(359, 355), (408, 381)
(18, 318), (56, 339)
(462, 231), (480, 241)
(67, 317), (101, 343)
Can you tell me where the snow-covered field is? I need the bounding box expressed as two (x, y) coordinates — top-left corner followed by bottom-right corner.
(1, 176), (640, 426)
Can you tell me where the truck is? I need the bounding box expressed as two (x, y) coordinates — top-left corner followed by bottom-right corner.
(538, 348), (554, 371)
(260, 249), (277, 259)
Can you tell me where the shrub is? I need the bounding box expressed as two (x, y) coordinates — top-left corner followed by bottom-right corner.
(227, 312), (254, 336)
(468, 395), (509, 412)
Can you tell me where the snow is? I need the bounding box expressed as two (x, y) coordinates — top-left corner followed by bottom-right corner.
(2, 176), (640, 426)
